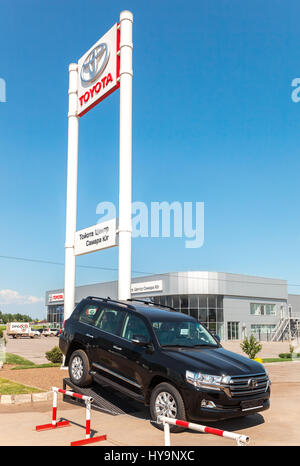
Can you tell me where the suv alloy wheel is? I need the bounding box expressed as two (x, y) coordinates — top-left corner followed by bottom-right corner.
(69, 349), (92, 387)
(150, 382), (187, 432)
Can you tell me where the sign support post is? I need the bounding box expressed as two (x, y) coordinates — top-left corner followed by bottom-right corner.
(118, 10), (133, 301)
(63, 12), (133, 329)
(64, 63), (79, 321)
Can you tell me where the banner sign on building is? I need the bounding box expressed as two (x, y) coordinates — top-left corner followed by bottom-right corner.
(74, 218), (117, 256)
(49, 293), (64, 303)
(77, 23), (120, 117)
(131, 280), (163, 294)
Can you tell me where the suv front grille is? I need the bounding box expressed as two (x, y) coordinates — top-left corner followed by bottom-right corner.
(228, 373), (269, 398)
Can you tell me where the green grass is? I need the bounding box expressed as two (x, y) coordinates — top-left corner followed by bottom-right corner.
(0, 378), (42, 395)
(4, 353), (61, 370)
(263, 357), (300, 363)
(5, 353), (34, 366)
(11, 363), (61, 370)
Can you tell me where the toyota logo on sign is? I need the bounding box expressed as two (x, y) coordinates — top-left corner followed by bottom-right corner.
(80, 43), (110, 84)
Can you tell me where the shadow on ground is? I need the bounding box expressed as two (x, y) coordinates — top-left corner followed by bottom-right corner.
(62, 377), (265, 433)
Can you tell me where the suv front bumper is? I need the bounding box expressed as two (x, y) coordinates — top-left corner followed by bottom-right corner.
(181, 385), (271, 422)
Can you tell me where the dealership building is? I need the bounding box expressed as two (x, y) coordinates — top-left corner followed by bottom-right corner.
(46, 271), (300, 341)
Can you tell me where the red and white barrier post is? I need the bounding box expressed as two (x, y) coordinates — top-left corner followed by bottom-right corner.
(52, 388), (57, 426)
(86, 398), (91, 439)
(35, 387), (107, 446)
(36, 387), (70, 431)
(159, 416), (250, 446)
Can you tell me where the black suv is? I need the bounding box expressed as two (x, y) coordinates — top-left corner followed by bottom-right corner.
(59, 297), (270, 431)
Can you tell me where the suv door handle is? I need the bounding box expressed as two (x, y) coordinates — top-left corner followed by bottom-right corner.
(86, 333), (94, 339)
(113, 345), (122, 351)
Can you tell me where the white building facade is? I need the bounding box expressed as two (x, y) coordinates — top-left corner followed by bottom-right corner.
(45, 271), (298, 341)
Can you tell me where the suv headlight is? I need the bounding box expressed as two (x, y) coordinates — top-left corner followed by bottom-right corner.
(186, 370), (229, 390)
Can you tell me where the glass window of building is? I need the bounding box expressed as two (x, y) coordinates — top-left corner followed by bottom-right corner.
(189, 296), (198, 308)
(180, 295), (188, 315)
(208, 309), (217, 333)
(198, 308), (208, 324)
(208, 295), (216, 309)
(143, 294), (224, 340)
(251, 324), (276, 334)
(199, 296), (207, 308)
(160, 296), (166, 306)
(217, 295), (223, 308)
(217, 308), (224, 322)
(227, 321), (239, 340)
(165, 296), (173, 308)
(180, 295), (188, 309)
(173, 296), (179, 311)
(47, 305), (64, 326)
(250, 303), (276, 316)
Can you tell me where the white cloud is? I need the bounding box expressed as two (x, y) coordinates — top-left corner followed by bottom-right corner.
(0, 289), (43, 305)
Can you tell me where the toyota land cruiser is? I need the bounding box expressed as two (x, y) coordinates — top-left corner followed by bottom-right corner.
(59, 297), (270, 431)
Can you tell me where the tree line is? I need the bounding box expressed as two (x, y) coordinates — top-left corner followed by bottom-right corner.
(0, 311), (33, 324)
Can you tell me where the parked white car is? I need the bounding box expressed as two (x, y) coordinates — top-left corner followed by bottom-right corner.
(42, 328), (57, 337)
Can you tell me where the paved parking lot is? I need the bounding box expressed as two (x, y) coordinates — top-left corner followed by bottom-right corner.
(0, 362), (299, 446)
(1, 337), (300, 446)
(5, 335), (296, 366)
(0, 378), (299, 446)
(5, 334), (60, 364)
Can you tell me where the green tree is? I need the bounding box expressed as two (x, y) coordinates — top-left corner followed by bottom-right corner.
(240, 335), (262, 359)
(0, 312), (33, 324)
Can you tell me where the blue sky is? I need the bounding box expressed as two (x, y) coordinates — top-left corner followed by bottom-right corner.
(1, 0), (300, 318)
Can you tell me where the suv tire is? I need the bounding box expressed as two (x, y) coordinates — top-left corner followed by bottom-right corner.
(69, 349), (92, 387)
(150, 382), (187, 432)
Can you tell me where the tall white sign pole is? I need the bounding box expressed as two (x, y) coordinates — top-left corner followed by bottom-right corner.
(118, 11), (133, 300)
(64, 63), (79, 320)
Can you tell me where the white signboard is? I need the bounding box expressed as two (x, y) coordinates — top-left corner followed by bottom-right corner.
(10, 323), (30, 333)
(131, 280), (163, 294)
(49, 293), (64, 303)
(74, 219), (117, 256)
(77, 23), (120, 117)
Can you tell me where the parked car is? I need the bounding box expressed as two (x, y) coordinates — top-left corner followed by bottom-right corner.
(42, 328), (57, 337)
(59, 297), (270, 432)
(30, 329), (41, 338)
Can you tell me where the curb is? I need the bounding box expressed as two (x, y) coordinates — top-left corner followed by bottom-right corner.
(0, 391), (52, 405)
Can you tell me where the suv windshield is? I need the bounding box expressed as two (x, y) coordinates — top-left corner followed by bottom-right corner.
(152, 320), (218, 347)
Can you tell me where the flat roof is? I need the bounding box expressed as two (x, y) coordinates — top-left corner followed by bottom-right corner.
(46, 270), (289, 304)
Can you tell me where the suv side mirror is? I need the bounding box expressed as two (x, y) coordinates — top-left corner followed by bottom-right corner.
(213, 334), (221, 343)
(131, 335), (150, 347)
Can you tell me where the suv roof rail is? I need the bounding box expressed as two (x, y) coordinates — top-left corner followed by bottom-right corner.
(127, 298), (177, 312)
(86, 296), (136, 310)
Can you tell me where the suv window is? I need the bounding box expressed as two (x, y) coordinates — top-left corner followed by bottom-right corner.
(122, 314), (150, 342)
(94, 308), (125, 336)
(78, 304), (99, 326)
